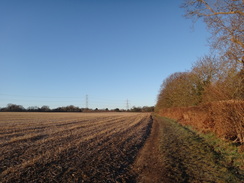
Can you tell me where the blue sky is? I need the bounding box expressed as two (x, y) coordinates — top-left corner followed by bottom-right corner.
(0, 0), (210, 109)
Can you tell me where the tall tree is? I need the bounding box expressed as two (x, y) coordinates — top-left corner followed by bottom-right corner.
(156, 72), (200, 109)
(182, 0), (244, 67)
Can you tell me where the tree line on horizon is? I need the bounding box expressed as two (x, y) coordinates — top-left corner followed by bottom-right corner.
(0, 103), (154, 113)
(156, 0), (243, 111)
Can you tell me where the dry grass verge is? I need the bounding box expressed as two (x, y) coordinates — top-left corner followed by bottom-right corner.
(156, 116), (244, 182)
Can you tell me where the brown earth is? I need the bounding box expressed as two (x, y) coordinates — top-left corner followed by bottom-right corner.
(132, 116), (170, 183)
(0, 112), (152, 183)
(1, 112), (243, 183)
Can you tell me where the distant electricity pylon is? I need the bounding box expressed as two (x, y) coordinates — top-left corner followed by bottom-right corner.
(86, 95), (89, 109)
(126, 99), (129, 111)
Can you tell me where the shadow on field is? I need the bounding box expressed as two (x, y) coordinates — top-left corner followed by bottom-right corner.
(158, 116), (244, 183)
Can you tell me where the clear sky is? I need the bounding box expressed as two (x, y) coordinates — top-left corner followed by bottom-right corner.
(0, 0), (210, 109)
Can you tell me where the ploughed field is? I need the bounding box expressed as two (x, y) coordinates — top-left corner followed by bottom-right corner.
(0, 112), (152, 182)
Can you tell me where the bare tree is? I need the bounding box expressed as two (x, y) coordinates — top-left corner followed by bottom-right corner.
(192, 55), (220, 84)
(191, 55), (243, 101)
(156, 72), (200, 109)
(156, 54), (243, 110)
(182, 0), (244, 67)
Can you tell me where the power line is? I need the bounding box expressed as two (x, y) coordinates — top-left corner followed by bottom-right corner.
(126, 99), (129, 110)
(86, 95), (89, 109)
(0, 93), (135, 109)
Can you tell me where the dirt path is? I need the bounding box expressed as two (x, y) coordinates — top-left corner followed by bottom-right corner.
(131, 115), (244, 183)
(132, 116), (170, 183)
(1, 113), (243, 182)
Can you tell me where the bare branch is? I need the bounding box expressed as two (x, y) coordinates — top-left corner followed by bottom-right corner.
(198, 11), (244, 16)
(231, 37), (244, 49)
(182, 0), (244, 64)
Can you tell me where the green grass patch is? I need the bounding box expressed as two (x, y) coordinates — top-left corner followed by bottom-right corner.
(181, 121), (244, 171)
(154, 115), (244, 182)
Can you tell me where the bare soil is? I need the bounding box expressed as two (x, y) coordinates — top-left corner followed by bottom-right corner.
(132, 116), (170, 183)
(0, 112), (152, 183)
(1, 113), (243, 183)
